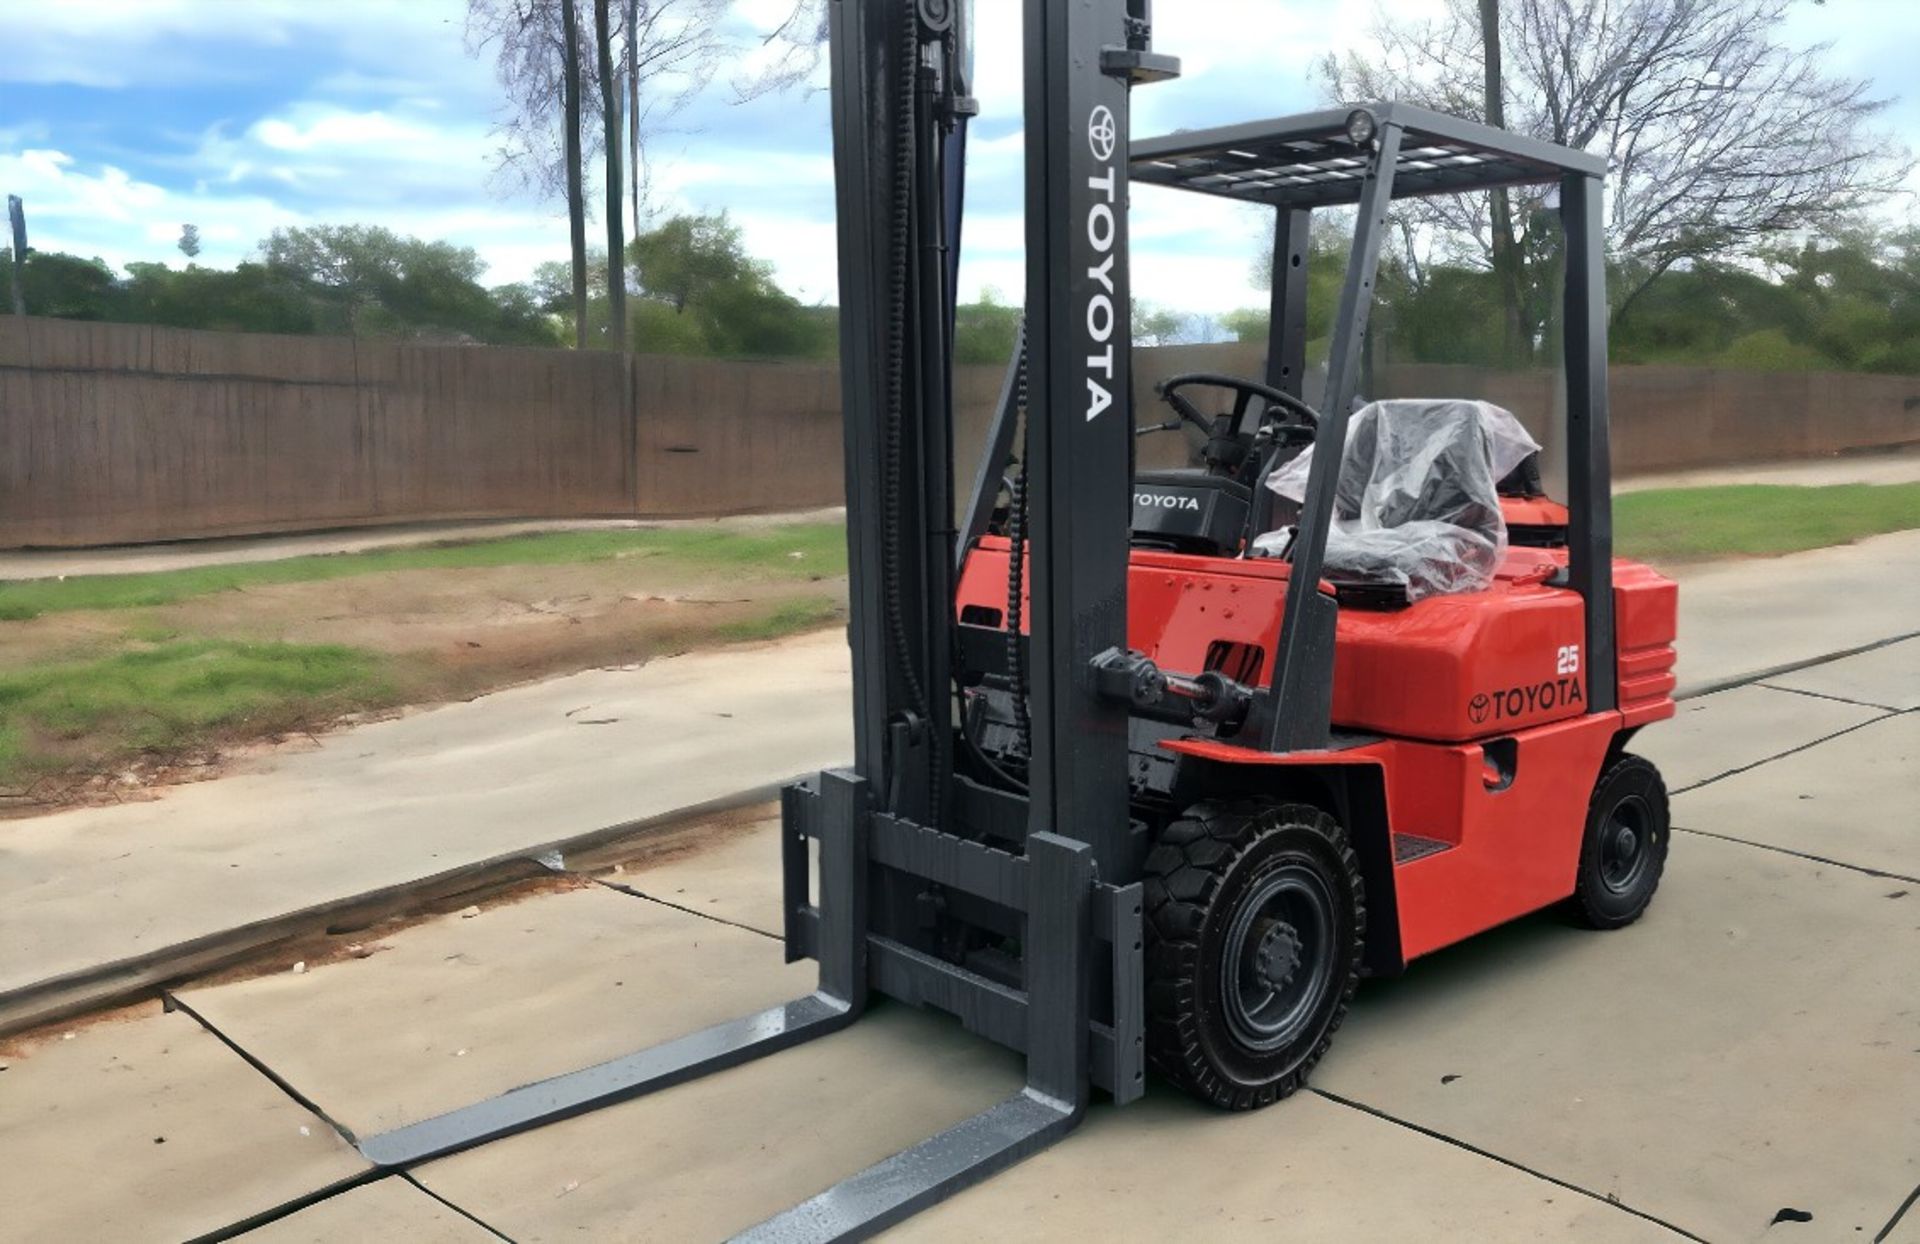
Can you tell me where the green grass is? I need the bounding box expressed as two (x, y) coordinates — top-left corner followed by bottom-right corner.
(711, 596), (844, 644)
(1615, 482), (1920, 563)
(0, 523), (849, 621)
(0, 639), (394, 787)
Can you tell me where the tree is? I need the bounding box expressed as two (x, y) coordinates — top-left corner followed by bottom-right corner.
(595, 0), (626, 348)
(177, 224), (202, 262)
(1132, 302), (1187, 347)
(258, 224), (557, 343)
(617, 0), (730, 231)
(626, 212), (833, 358)
(733, 0), (829, 99)
(561, 0), (589, 347)
(467, 0), (729, 346)
(629, 213), (758, 312)
(0, 252), (120, 320)
(1475, 0), (1524, 362)
(1322, 0), (1910, 355)
(954, 289), (1022, 365)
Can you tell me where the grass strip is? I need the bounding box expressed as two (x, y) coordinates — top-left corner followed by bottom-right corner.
(0, 523), (848, 620)
(1614, 482), (1920, 562)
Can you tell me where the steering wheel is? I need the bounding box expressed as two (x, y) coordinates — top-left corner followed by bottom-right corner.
(1155, 372), (1320, 442)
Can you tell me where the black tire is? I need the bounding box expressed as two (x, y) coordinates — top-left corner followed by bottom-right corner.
(1143, 800), (1365, 1110)
(1570, 753), (1670, 930)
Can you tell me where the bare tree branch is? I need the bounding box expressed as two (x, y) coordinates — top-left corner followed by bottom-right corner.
(1320, 0), (1912, 339)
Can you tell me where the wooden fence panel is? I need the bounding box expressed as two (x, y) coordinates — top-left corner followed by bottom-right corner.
(3, 316), (1918, 548)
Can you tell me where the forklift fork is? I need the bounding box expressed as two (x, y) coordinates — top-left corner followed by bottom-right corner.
(356, 770), (1143, 1241)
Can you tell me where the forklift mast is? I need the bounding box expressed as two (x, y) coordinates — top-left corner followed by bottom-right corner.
(832, 0), (1175, 881)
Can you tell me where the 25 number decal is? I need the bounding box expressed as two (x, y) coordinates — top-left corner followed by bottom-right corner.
(1556, 644), (1581, 676)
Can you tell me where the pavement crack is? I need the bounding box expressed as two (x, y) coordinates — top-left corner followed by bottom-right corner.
(168, 997), (524, 1242)
(1677, 630), (1920, 702)
(1670, 710), (1904, 796)
(1875, 1179), (1920, 1243)
(1755, 682), (1903, 712)
(1309, 1088), (1708, 1241)
(401, 1172), (519, 1242)
(165, 991), (360, 1144)
(178, 1172), (381, 1244)
(1671, 824), (1920, 885)
(589, 876), (782, 942)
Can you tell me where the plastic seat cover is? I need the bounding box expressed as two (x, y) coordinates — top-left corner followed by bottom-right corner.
(1256, 399), (1541, 600)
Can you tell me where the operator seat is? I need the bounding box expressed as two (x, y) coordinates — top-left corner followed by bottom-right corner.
(1262, 400), (1537, 602)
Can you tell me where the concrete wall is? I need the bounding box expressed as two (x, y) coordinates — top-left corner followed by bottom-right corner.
(3, 318), (1917, 548)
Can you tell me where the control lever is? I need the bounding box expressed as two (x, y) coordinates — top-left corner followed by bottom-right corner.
(1090, 648), (1253, 727)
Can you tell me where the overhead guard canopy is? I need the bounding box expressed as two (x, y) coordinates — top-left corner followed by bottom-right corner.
(1131, 101), (1607, 211)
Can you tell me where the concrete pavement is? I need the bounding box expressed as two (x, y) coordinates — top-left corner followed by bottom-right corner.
(2, 633), (1911, 1241)
(0, 629), (851, 1028)
(1664, 529), (1920, 694)
(4, 530), (1917, 1039)
(1614, 444), (1920, 492)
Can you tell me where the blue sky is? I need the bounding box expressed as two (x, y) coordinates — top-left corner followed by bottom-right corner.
(4, 0), (1917, 318)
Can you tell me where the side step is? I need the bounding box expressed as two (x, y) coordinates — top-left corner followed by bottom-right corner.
(1392, 833), (1453, 864)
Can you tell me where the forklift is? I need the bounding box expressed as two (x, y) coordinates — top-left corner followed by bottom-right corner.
(350, 0), (1679, 1236)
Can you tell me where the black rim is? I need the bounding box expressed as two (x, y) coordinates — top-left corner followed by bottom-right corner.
(1218, 863), (1336, 1052)
(1598, 793), (1655, 895)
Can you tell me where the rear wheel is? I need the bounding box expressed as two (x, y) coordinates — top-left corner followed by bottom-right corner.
(1143, 800), (1365, 1110)
(1570, 753), (1670, 929)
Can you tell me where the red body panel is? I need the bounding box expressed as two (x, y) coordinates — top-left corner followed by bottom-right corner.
(955, 533), (1678, 966)
(1164, 711), (1616, 961)
(1500, 496), (1570, 529)
(957, 537), (1674, 743)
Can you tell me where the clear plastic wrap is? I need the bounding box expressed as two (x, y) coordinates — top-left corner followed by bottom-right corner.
(1255, 399), (1542, 601)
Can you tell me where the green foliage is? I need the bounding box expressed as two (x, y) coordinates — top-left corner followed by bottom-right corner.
(1615, 483), (1920, 563)
(954, 288), (1022, 365)
(2, 252), (120, 319)
(630, 214), (759, 312)
(260, 224), (555, 344)
(121, 261), (320, 335)
(1609, 228), (1920, 373)
(617, 212), (833, 358)
(1227, 218), (1920, 375)
(2, 227), (558, 346)
(0, 522), (850, 620)
(1379, 264), (1508, 366)
(1133, 301), (1186, 347)
(0, 639), (393, 786)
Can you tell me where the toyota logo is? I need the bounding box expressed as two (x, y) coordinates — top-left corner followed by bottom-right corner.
(1088, 105), (1116, 161)
(1467, 693), (1491, 725)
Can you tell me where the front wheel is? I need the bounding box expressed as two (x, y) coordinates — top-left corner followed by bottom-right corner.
(1569, 753), (1670, 930)
(1143, 800), (1365, 1110)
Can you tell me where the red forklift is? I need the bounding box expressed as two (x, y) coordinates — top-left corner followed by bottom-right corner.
(350, 1), (1678, 1236)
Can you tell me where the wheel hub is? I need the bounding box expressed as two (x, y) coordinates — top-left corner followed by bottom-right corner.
(1252, 919), (1303, 994)
(1599, 797), (1654, 894)
(1219, 865), (1338, 1053)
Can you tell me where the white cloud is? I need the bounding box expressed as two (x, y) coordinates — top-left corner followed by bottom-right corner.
(2, 1), (479, 91)
(7, 0), (1916, 317)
